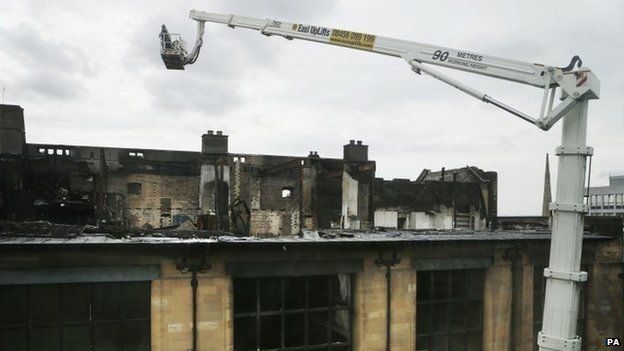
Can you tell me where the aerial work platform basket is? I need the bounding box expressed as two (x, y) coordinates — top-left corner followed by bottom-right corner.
(159, 25), (187, 70)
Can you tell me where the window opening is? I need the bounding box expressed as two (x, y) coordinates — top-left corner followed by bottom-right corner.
(160, 198), (172, 217)
(416, 269), (485, 351)
(281, 187), (293, 199)
(397, 216), (407, 229)
(0, 282), (150, 351)
(590, 195), (598, 209)
(127, 182), (142, 195)
(607, 194), (615, 209)
(233, 274), (353, 351)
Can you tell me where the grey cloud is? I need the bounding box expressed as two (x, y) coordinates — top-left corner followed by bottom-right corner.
(2, 0), (622, 216)
(17, 71), (83, 100)
(212, 0), (337, 20)
(145, 72), (244, 115)
(0, 22), (94, 102)
(6, 22), (96, 76)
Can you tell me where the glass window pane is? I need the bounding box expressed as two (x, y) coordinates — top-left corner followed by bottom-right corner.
(449, 333), (466, 351)
(330, 309), (350, 343)
(432, 303), (449, 332)
(416, 304), (430, 335)
(121, 282), (150, 320)
(259, 315), (281, 349)
(450, 302), (465, 332)
(467, 332), (482, 351)
(450, 271), (467, 299)
(308, 311), (329, 345)
(417, 271), (431, 302)
(233, 317), (257, 350)
(309, 275), (330, 308)
(416, 336), (429, 351)
(431, 335), (448, 351)
(122, 321), (150, 351)
(62, 325), (90, 350)
(284, 313), (304, 347)
(0, 328), (27, 351)
(465, 302), (483, 331)
(0, 286), (27, 326)
(30, 326), (60, 351)
(259, 277), (281, 312)
(30, 285), (59, 326)
(284, 277), (306, 310)
(61, 284), (91, 323)
(94, 323), (119, 351)
(466, 270), (484, 300)
(233, 278), (257, 314)
(94, 283), (119, 321)
(433, 271), (449, 300)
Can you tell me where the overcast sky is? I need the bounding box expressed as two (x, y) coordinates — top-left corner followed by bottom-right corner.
(1, 1), (623, 215)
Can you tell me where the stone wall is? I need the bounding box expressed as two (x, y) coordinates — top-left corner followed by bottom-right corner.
(108, 173), (199, 228)
(151, 257), (232, 351)
(0, 238), (620, 350)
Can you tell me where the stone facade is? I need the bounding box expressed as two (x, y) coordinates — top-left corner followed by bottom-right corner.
(1, 228), (620, 351)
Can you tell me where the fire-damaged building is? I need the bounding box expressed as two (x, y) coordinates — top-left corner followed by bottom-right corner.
(374, 167), (497, 231)
(0, 104), (495, 235)
(0, 104), (623, 351)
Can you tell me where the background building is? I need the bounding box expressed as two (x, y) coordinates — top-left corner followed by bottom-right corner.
(587, 175), (624, 218)
(0, 104), (495, 235)
(374, 167), (497, 231)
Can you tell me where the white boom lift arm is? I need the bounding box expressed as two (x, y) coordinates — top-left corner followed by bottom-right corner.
(160, 11), (600, 351)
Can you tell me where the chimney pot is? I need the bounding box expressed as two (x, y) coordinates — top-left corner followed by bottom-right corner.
(349, 140), (355, 145)
(356, 140), (362, 145)
(216, 131), (222, 135)
(207, 130), (214, 135)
